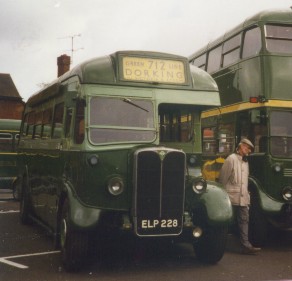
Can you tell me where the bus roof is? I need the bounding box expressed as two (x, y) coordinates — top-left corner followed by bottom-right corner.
(189, 9), (292, 59)
(27, 51), (218, 106)
(0, 119), (21, 132)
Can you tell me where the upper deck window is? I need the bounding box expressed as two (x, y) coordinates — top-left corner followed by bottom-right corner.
(89, 97), (155, 144)
(222, 34), (241, 67)
(265, 24), (292, 54)
(242, 27), (262, 58)
(192, 54), (207, 70)
(207, 45), (222, 73)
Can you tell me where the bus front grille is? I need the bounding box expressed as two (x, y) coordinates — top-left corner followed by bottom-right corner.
(284, 168), (292, 177)
(133, 147), (185, 236)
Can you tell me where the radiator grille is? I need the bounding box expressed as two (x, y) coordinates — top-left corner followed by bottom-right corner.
(284, 168), (292, 177)
(134, 148), (185, 236)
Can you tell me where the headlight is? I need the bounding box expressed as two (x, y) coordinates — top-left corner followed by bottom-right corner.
(188, 155), (197, 167)
(87, 154), (99, 166)
(282, 186), (292, 201)
(107, 177), (124, 196)
(273, 163), (282, 173)
(192, 178), (207, 194)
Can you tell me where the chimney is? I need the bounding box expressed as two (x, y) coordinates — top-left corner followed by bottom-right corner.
(57, 54), (71, 77)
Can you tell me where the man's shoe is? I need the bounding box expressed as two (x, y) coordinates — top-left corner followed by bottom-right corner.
(241, 246), (261, 255)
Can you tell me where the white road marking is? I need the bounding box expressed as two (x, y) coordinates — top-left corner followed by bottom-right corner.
(0, 251), (61, 269)
(0, 258), (28, 269)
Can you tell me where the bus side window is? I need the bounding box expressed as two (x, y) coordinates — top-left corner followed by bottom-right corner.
(242, 26), (262, 59)
(52, 103), (64, 139)
(222, 34), (241, 67)
(207, 45), (222, 73)
(33, 111), (43, 139)
(253, 124), (268, 153)
(218, 123), (234, 154)
(22, 113), (29, 138)
(27, 112), (35, 139)
(65, 108), (73, 138)
(202, 127), (217, 155)
(74, 101), (85, 144)
(42, 108), (53, 139)
(192, 53), (207, 70)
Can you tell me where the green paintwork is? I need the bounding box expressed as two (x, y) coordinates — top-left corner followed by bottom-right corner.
(0, 119), (21, 188)
(193, 10), (292, 231)
(18, 51), (231, 244)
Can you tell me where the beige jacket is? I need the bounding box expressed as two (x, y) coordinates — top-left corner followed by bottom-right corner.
(219, 153), (250, 206)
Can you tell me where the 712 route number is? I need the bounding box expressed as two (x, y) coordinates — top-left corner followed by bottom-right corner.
(141, 219), (178, 229)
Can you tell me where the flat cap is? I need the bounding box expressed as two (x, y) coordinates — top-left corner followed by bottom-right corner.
(239, 138), (254, 150)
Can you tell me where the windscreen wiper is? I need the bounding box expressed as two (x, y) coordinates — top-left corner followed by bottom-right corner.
(123, 98), (149, 112)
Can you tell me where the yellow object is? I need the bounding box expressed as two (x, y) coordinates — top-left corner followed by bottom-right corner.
(202, 157), (225, 181)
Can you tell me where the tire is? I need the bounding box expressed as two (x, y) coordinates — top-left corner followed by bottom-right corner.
(193, 225), (228, 264)
(12, 179), (20, 201)
(59, 199), (89, 271)
(19, 177), (32, 224)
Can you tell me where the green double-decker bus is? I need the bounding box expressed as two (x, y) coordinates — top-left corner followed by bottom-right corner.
(17, 50), (232, 270)
(189, 9), (292, 245)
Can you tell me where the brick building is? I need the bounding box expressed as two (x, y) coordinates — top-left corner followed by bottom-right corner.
(0, 74), (24, 119)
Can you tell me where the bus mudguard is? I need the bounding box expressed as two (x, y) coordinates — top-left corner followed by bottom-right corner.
(63, 182), (102, 229)
(249, 177), (282, 214)
(198, 183), (233, 225)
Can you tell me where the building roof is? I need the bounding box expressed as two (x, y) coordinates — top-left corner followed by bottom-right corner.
(0, 73), (22, 99)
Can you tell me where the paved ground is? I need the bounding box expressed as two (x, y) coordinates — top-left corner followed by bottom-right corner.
(1, 190), (292, 281)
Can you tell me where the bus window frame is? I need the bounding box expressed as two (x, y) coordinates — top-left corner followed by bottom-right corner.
(52, 102), (65, 139)
(192, 53), (207, 70)
(265, 23), (292, 54)
(242, 26), (262, 59)
(207, 44), (223, 73)
(42, 108), (53, 139)
(222, 33), (241, 67)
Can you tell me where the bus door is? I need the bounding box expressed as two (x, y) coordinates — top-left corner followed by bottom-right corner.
(237, 108), (268, 186)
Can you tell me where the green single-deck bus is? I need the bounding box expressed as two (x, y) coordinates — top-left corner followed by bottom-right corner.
(189, 9), (292, 245)
(0, 87), (24, 199)
(17, 50), (232, 271)
(0, 119), (22, 199)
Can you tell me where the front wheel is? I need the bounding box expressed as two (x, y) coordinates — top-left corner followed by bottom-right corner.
(59, 199), (89, 271)
(193, 225), (228, 264)
(12, 178), (21, 201)
(19, 177), (32, 224)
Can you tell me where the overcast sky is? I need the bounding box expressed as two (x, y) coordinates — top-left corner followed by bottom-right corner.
(1, 0), (292, 101)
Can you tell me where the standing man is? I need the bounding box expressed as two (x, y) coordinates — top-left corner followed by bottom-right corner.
(219, 138), (261, 255)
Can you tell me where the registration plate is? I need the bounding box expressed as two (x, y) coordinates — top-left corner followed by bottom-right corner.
(136, 217), (182, 236)
(141, 219), (179, 229)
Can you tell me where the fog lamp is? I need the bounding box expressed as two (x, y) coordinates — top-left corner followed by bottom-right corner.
(282, 186), (292, 201)
(192, 227), (203, 238)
